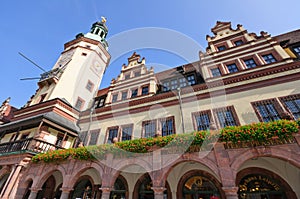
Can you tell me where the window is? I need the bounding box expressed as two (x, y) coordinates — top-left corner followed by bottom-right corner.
(107, 127), (119, 144)
(217, 45), (226, 51)
(179, 77), (187, 88)
(142, 86), (149, 95)
(81, 53), (87, 56)
(75, 97), (84, 110)
(226, 63), (239, 73)
(244, 58), (257, 68)
(95, 97), (105, 108)
(89, 129), (100, 145)
(293, 46), (300, 56)
(161, 117), (175, 136)
(187, 74), (196, 85)
(124, 74), (130, 80)
(112, 94), (118, 102)
(214, 106), (239, 128)
(121, 91), (127, 100)
(79, 131), (88, 146)
(131, 88), (138, 98)
(142, 117), (175, 138)
(262, 54), (277, 64)
(234, 40), (243, 46)
(162, 82), (170, 92)
(134, 71), (141, 77)
(193, 111), (211, 131)
(171, 79), (178, 90)
(55, 133), (64, 147)
(121, 125), (133, 141)
(280, 95), (300, 120)
(143, 120), (157, 138)
(252, 99), (282, 122)
(86, 80), (94, 92)
(211, 68), (221, 77)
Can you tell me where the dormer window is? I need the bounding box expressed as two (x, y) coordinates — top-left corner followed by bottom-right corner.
(217, 45), (226, 51)
(293, 46), (300, 56)
(234, 40), (243, 46)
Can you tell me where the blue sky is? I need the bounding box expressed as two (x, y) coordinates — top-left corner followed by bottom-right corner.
(1, 0), (300, 108)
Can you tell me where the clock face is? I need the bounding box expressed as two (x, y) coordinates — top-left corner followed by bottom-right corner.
(90, 60), (103, 77)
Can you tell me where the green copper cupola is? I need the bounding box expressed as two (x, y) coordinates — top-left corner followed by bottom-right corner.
(84, 17), (109, 49)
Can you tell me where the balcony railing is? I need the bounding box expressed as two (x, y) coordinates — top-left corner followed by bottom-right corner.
(0, 138), (64, 155)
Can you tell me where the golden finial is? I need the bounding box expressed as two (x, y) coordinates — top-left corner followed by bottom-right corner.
(101, 16), (107, 23)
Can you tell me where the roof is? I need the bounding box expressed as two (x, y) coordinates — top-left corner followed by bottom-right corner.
(274, 29), (300, 45)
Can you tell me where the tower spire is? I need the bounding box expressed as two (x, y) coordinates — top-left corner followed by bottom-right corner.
(84, 16), (109, 49)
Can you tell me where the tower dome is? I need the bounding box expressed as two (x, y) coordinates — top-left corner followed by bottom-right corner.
(84, 17), (109, 49)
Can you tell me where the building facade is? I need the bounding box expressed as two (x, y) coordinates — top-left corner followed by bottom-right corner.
(0, 21), (300, 199)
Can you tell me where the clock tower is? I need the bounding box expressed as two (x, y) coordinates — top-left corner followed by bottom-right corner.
(25, 18), (110, 111)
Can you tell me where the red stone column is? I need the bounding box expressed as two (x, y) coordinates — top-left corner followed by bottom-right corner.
(151, 186), (166, 199)
(28, 187), (41, 199)
(60, 187), (73, 199)
(99, 187), (111, 199)
(222, 186), (239, 199)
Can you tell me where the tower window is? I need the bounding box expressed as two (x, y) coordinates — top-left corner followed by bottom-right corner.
(211, 68), (221, 77)
(244, 58), (257, 68)
(75, 97), (85, 110)
(262, 54), (277, 64)
(226, 63), (239, 73)
(86, 80), (94, 92)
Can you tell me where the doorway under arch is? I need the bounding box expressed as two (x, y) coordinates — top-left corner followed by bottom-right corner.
(110, 175), (128, 199)
(71, 176), (95, 199)
(237, 167), (297, 199)
(177, 170), (224, 199)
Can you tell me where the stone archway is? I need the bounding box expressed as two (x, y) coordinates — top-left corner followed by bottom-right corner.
(236, 167), (297, 199)
(110, 175), (129, 199)
(22, 179), (33, 199)
(177, 170), (225, 199)
(133, 173), (172, 199)
(70, 175), (98, 199)
(36, 175), (56, 199)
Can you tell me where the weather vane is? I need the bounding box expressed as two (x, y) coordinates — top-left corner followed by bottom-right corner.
(101, 16), (107, 23)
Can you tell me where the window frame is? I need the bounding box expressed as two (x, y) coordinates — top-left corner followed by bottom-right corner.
(279, 94), (300, 120)
(192, 110), (213, 131)
(262, 53), (277, 64)
(131, 88), (138, 98)
(213, 106), (240, 128)
(243, 58), (257, 68)
(85, 80), (94, 92)
(160, 116), (176, 137)
(210, 67), (222, 77)
(121, 91), (128, 100)
(142, 86), (149, 95)
(226, 63), (239, 73)
(251, 99), (284, 122)
(106, 126), (119, 144)
(75, 97), (85, 110)
(121, 124), (133, 141)
(112, 94), (118, 103)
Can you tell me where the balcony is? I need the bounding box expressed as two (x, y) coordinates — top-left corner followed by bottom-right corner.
(0, 138), (64, 156)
